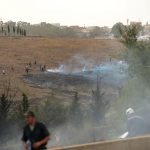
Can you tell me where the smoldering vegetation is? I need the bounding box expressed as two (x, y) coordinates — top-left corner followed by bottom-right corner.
(23, 59), (128, 89)
(0, 58), (128, 150)
(107, 23), (150, 137)
(1, 23), (150, 150)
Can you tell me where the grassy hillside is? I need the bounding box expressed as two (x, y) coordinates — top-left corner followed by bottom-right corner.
(0, 37), (123, 99)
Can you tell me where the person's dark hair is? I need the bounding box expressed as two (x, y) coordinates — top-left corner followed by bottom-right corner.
(24, 111), (35, 117)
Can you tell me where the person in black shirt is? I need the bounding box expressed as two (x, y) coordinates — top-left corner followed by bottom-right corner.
(22, 111), (50, 150)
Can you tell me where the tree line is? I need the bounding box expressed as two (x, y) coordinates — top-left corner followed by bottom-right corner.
(0, 25), (26, 37)
(111, 22), (150, 84)
(0, 21), (111, 38)
(108, 22), (150, 133)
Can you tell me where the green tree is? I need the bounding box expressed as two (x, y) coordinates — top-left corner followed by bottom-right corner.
(24, 29), (26, 36)
(91, 75), (108, 125)
(121, 24), (142, 48)
(15, 93), (29, 120)
(111, 22), (125, 38)
(13, 26), (16, 36)
(37, 96), (68, 127)
(17, 26), (19, 35)
(1, 27), (4, 36)
(120, 24), (149, 82)
(89, 26), (110, 38)
(0, 94), (12, 139)
(70, 91), (83, 126)
(21, 93), (29, 113)
(20, 28), (22, 36)
(7, 25), (10, 36)
(0, 94), (13, 121)
(4, 31), (6, 36)
(0, 77), (18, 120)
(126, 41), (150, 84)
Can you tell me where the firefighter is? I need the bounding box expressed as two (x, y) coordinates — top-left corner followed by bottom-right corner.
(126, 108), (149, 137)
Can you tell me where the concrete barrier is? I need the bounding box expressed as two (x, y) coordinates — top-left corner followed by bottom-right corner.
(49, 135), (150, 150)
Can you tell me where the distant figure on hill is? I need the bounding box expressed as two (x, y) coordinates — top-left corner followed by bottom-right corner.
(41, 66), (44, 72)
(22, 111), (50, 150)
(34, 60), (37, 65)
(25, 65), (29, 74)
(39, 64), (46, 72)
(43, 65), (46, 71)
(11, 66), (14, 72)
(110, 57), (112, 62)
(29, 62), (32, 68)
(39, 65), (42, 71)
(40, 65), (45, 72)
(2, 70), (6, 75)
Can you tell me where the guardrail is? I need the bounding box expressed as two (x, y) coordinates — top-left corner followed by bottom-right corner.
(49, 135), (150, 150)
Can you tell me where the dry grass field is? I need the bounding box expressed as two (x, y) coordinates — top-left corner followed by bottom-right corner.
(0, 37), (124, 99)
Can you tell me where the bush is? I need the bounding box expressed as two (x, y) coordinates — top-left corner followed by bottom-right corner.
(69, 91), (83, 126)
(36, 95), (68, 127)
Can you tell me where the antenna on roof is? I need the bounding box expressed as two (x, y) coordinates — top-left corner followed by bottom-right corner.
(127, 19), (129, 25)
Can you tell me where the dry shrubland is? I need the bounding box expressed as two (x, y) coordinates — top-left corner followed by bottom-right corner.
(0, 37), (123, 98)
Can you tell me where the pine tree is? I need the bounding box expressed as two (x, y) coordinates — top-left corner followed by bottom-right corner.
(24, 29), (26, 36)
(0, 94), (12, 121)
(1, 27), (3, 36)
(17, 26), (19, 35)
(7, 25), (10, 36)
(91, 75), (108, 125)
(22, 29), (24, 36)
(13, 26), (16, 36)
(21, 93), (29, 113)
(70, 91), (83, 126)
(20, 28), (22, 36)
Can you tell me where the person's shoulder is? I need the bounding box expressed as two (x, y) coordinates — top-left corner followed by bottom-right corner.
(37, 122), (47, 128)
(129, 115), (144, 122)
(23, 124), (29, 130)
(134, 115), (144, 120)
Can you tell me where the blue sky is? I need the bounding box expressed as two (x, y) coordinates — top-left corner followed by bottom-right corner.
(0, 0), (149, 27)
